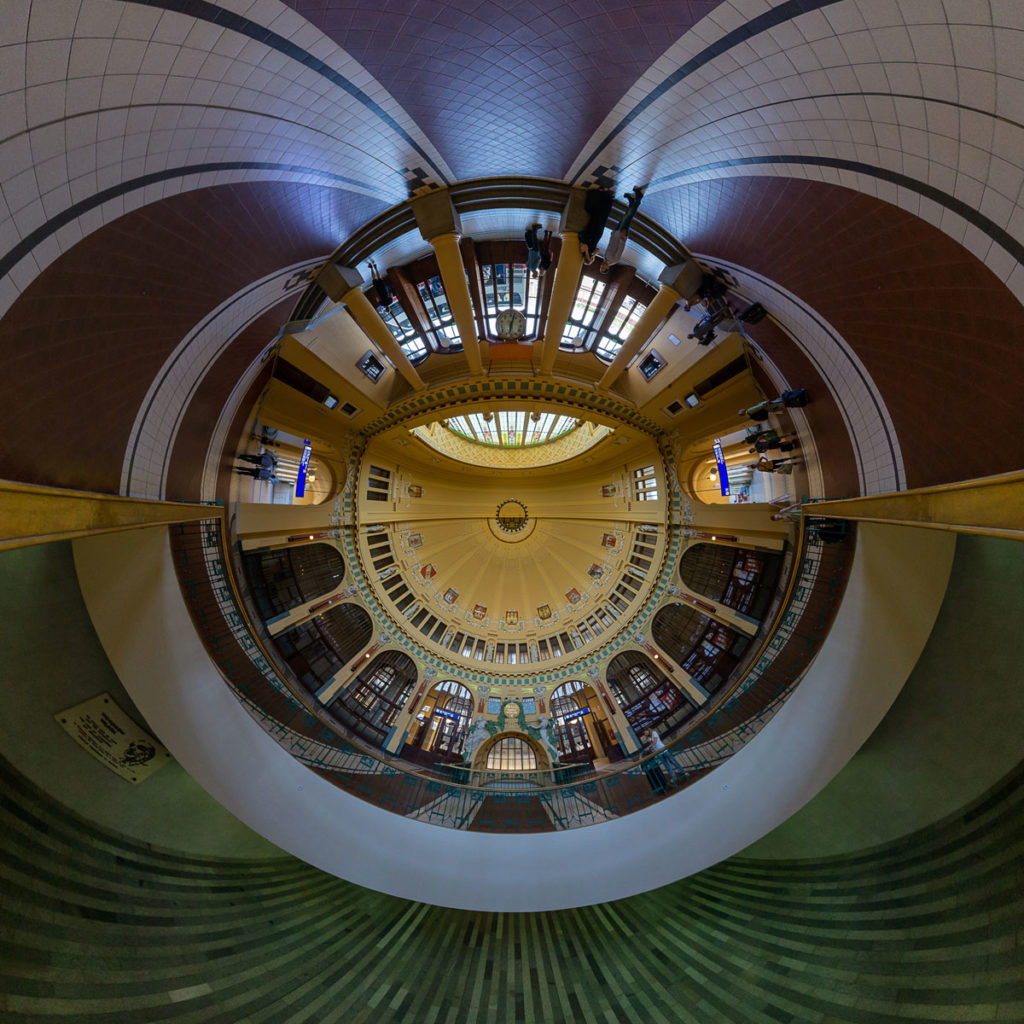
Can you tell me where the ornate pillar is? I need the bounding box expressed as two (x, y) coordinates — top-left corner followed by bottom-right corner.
(409, 188), (483, 375)
(597, 261), (704, 389)
(316, 263), (425, 391)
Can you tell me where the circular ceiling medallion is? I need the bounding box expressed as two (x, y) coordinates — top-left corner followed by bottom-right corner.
(495, 499), (529, 534)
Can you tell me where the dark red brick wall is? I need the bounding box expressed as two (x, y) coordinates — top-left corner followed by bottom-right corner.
(648, 177), (1024, 488)
(0, 182), (384, 493)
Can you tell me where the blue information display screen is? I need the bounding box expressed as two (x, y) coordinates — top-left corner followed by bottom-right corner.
(713, 439), (730, 496)
(563, 708), (590, 722)
(295, 441), (312, 498)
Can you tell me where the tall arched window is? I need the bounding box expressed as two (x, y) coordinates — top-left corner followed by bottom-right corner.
(652, 604), (751, 694)
(485, 737), (537, 771)
(606, 651), (695, 736)
(652, 605), (709, 666)
(680, 543), (783, 618)
(560, 272), (608, 349)
(479, 260), (541, 339)
(327, 651), (417, 748)
(412, 680), (473, 759)
(274, 602), (372, 696)
(242, 543), (346, 620)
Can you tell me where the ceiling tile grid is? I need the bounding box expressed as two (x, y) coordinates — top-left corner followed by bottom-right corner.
(280, 0), (723, 181)
(2, 0), (454, 314)
(563, 0), (1024, 300)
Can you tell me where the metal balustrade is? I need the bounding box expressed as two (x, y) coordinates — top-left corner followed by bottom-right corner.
(169, 517), (855, 832)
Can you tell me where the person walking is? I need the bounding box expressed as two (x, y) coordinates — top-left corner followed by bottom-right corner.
(768, 387), (808, 410)
(578, 186), (615, 264)
(750, 431), (799, 454)
(642, 726), (686, 785)
(739, 400), (772, 422)
(599, 186), (646, 272)
(236, 451), (276, 479)
(524, 223), (542, 277)
(539, 229), (553, 273)
(754, 456), (798, 475)
(367, 259), (392, 309)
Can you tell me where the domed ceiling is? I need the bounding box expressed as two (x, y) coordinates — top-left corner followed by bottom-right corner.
(356, 405), (667, 670)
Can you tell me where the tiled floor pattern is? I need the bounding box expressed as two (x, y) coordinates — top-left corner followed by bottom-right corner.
(2, 745), (1024, 1023)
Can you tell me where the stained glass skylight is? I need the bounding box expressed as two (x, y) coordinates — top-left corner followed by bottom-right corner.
(445, 410), (578, 447)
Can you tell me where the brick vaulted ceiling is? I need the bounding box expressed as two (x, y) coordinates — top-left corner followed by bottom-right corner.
(0, 0), (1022, 499)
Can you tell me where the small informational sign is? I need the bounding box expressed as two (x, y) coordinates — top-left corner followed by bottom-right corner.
(294, 440), (312, 497)
(713, 438), (730, 496)
(434, 708), (461, 722)
(55, 693), (170, 784)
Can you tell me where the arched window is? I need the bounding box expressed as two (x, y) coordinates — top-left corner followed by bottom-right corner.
(595, 294), (647, 362)
(376, 294), (428, 363)
(680, 543), (783, 618)
(550, 680), (599, 762)
(485, 737), (537, 771)
(652, 604), (752, 694)
(679, 543), (736, 602)
(327, 651), (417, 748)
(416, 275), (461, 349)
(412, 680), (474, 758)
(606, 651), (695, 735)
(273, 602), (372, 696)
(479, 260), (541, 339)
(652, 605), (709, 665)
(560, 272), (608, 349)
(242, 543), (346, 619)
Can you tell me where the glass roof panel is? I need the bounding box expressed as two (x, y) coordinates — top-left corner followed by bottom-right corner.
(446, 408), (579, 448)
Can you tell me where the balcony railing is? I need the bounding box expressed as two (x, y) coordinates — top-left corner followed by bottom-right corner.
(169, 516), (855, 833)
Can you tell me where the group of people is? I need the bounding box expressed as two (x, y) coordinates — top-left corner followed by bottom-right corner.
(737, 389), (810, 476)
(235, 449), (277, 481)
(524, 224), (553, 278)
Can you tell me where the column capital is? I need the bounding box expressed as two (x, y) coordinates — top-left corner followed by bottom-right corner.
(658, 259), (704, 300)
(316, 263), (364, 302)
(409, 187), (462, 241)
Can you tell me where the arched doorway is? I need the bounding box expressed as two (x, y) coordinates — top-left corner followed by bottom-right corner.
(549, 680), (619, 764)
(605, 650), (697, 738)
(242, 542), (346, 620)
(325, 650), (417, 749)
(406, 680), (473, 764)
(652, 604), (752, 696)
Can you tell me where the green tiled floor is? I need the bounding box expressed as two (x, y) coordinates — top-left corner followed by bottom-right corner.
(2, 747), (1024, 1023)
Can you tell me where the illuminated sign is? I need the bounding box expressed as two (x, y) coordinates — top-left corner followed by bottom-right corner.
(294, 441), (312, 497)
(563, 708), (590, 722)
(712, 438), (730, 496)
(434, 708), (461, 722)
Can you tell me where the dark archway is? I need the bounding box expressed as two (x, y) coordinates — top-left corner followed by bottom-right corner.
(605, 650), (696, 738)
(242, 543), (346, 620)
(326, 650), (418, 749)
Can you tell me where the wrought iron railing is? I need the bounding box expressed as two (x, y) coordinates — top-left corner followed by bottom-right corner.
(169, 516), (855, 832)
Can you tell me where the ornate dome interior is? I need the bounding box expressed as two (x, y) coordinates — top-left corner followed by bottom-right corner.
(1, 1), (1023, 1020)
